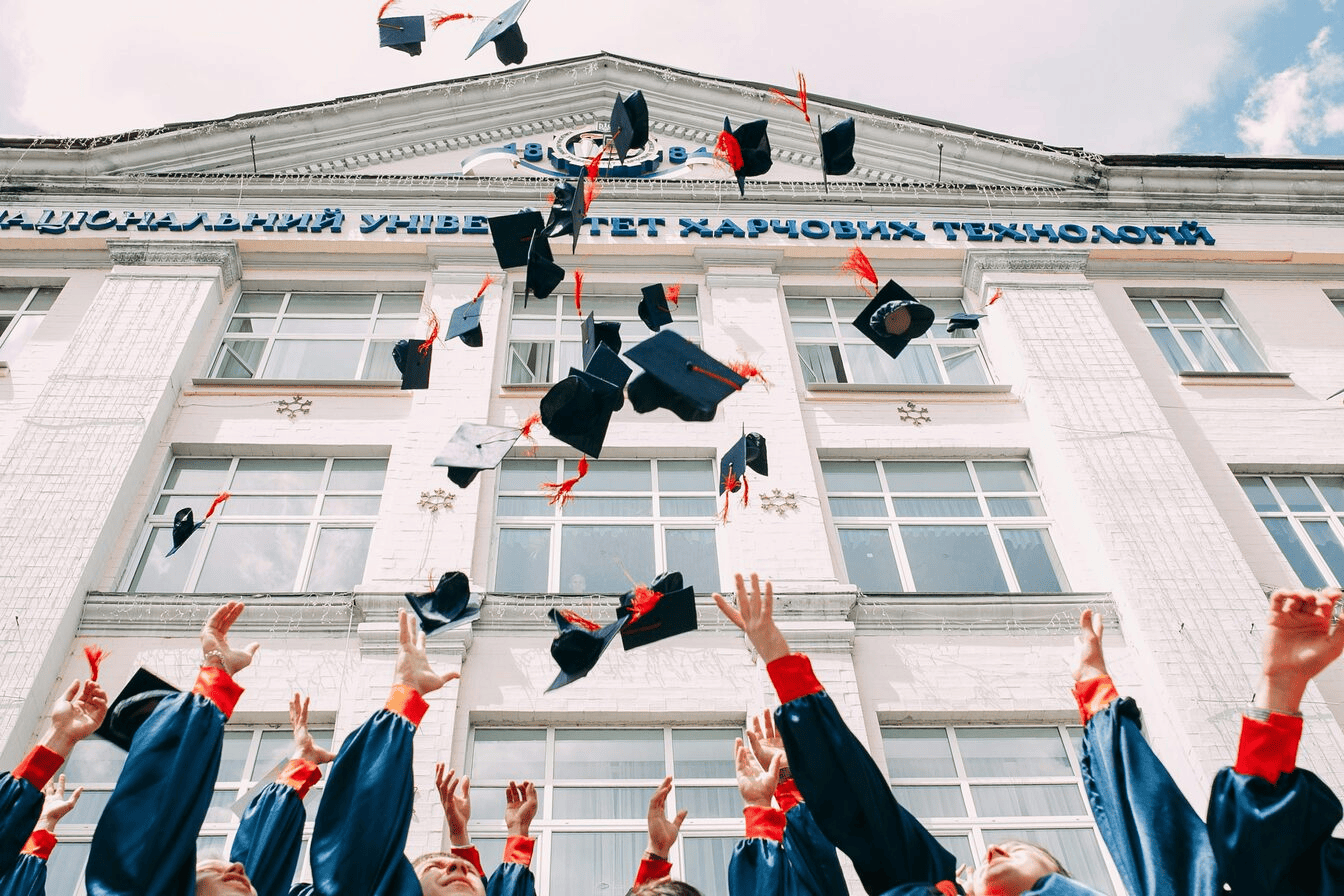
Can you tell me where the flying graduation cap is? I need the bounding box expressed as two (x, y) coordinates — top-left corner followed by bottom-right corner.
(618, 571), (697, 651)
(542, 178), (585, 253)
(166, 492), (230, 557)
(853, 281), (935, 360)
(393, 338), (433, 389)
(624, 330), (747, 423)
(540, 367), (622, 458)
(489, 210), (546, 269)
(467, 0), (531, 65)
(638, 284), (675, 332)
(95, 668), (180, 751)
(546, 607), (628, 692)
(715, 117), (773, 197)
(445, 300), (484, 347)
(947, 312), (986, 333)
(719, 432), (768, 521)
(377, 8), (427, 56)
(609, 91), (649, 163)
(405, 571), (479, 634)
(582, 313), (622, 364)
(433, 422), (522, 488)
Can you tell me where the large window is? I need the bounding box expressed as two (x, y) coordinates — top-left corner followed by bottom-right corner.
(46, 721), (334, 896)
(208, 289), (423, 381)
(493, 458), (721, 595)
(1132, 296), (1267, 374)
(882, 724), (1116, 895)
(506, 287), (700, 385)
(822, 459), (1068, 593)
(127, 457), (386, 593)
(1239, 473), (1344, 588)
(467, 726), (740, 896)
(787, 294), (989, 386)
(0, 285), (60, 362)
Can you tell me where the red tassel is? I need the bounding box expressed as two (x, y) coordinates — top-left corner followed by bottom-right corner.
(627, 586), (662, 623)
(665, 284), (681, 306)
(714, 130), (744, 172)
(377, 0), (398, 18)
(520, 412), (542, 440)
(84, 645), (106, 681)
(559, 609), (600, 631)
(573, 271), (584, 317)
(741, 475), (749, 507)
(585, 148), (604, 182)
(729, 360), (769, 388)
(688, 364), (744, 392)
(419, 311), (440, 355)
(474, 274), (495, 301)
(840, 247), (878, 293)
(768, 72), (810, 122)
(583, 179), (601, 214)
(541, 456), (589, 506)
(988, 288), (1002, 306)
(431, 12), (479, 28)
(204, 492), (230, 520)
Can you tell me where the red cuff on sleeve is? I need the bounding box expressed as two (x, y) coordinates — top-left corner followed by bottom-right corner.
(744, 805), (786, 842)
(277, 759), (322, 799)
(192, 666), (244, 719)
(767, 653), (824, 705)
(1235, 712), (1304, 785)
(502, 836), (535, 867)
(385, 684), (429, 727)
(634, 857), (673, 887)
(21, 829), (55, 860)
(774, 778), (802, 813)
(1072, 675), (1121, 725)
(12, 746), (63, 790)
(450, 845), (484, 877)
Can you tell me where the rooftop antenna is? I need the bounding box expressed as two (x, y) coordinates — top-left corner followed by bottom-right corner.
(936, 142), (944, 183)
(249, 135), (258, 174)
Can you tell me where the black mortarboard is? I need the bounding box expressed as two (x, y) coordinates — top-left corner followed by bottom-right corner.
(819, 117), (856, 176)
(542, 178), (585, 253)
(638, 284), (674, 332)
(624, 330), (747, 423)
(609, 92), (649, 163)
(719, 433), (769, 495)
(852, 281), (935, 360)
(378, 15), (426, 56)
(584, 344), (632, 406)
(405, 571), (478, 634)
(168, 508), (202, 557)
(525, 236), (565, 305)
(489, 210), (546, 270)
(947, 312), (986, 333)
(96, 668), (180, 751)
(433, 422), (522, 488)
(467, 0), (531, 65)
(619, 572), (697, 650)
(445, 301), (484, 348)
(392, 338), (432, 389)
(722, 117), (772, 197)
(546, 608), (628, 691)
(540, 370), (621, 458)
(582, 313), (622, 365)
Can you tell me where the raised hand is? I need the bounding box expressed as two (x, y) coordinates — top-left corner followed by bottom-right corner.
(201, 601), (260, 676)
(1257, 588), (1344, 714)
(713, 572), (790, 663)
(505, 780), (538, 839)
(735, 737), (781, 808)
(45, 679), (108, 756)
(37, 775), (83, 833)
(645, 776), (687, 859)
(289, 693), (336, 765)
(746, 712), (788, 779)
(1071, 609), (1109, 683)
(396, 609), (460, 696)
(435, 764), (472, 847)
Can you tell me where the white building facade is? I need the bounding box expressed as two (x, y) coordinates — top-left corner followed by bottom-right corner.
(3, 53), (1344, 896)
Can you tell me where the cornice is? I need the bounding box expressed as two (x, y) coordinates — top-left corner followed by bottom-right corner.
(107, 239), (242, 287)
(962, 248), (1091, 293)
(852, 592), (1117, 633)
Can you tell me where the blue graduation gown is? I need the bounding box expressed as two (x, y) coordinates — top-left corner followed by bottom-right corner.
(230, 782), (308, 896)
(727, 801), (845, 896)
(0, 774), (45, 878)
(0, 853), (46, 896)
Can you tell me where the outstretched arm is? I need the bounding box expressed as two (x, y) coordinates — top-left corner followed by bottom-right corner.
(632, 777), (685, 889)
(1255, 588), (1344, 716)
(0, 777), (84, 896)
(483, 781), (538, 896)
(728, 737), (785, 896)
(1071, 609), (1119, 724)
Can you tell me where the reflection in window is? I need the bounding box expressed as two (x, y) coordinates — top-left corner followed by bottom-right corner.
(1239, 473), (1344, 588)
(0, 285), (60, 362)
(1132, 296), (1267, 374)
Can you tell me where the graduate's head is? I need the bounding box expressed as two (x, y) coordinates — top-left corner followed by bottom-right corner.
(631, 881), (702, 896)
(413, 852), (487, 896)
(967, 840), (1069, 896)
(195, 859), (257, 896)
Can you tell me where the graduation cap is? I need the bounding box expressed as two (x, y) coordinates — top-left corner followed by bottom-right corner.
(433, 422), (522, 488)
(638, 284), (674, 332)
(947, 312), (986, 333)
(624, 330), (747, 423)
(392, 338), (432, 389)
(716, 117), (773, 197)
(467, 0), (531, 65)
(619, 571), (697, 650)
(542, 179), (585, 253)
(378, 15), (427, 56)
(609, 91), (649, 163)
(405, 571), (478, 634)
(166, 493), (229, 557)
(525, 235), (565, 305)
(719, 432), (768, 495)
(546, 608), (628, 692)
(583, 343), (632, 398)
(852, 281), (935, 360)
(445, 301), (484, 347)
(539, 369), (622, 458)
(488, 211), (546, 270)
(95, 668), (180, 752)
(819, 116), (856, 176)
(582, 313), (622, 364)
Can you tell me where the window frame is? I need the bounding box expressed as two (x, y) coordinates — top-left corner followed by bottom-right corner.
(1130, 294), (1268, 374)
(1238, 472), (1344, 588)
(0, 284), (61, 362)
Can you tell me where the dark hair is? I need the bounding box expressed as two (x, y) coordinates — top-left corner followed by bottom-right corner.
(630, 882), (703, 896)
(995, 840), (1071, 879)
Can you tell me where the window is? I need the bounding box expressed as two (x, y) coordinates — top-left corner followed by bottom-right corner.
(209, 289), (423, 381)
(822, 459), (1068, 593)
(787, 294), (989, 386)
(1239, 474), (1344, 588)
(494, 458), (721, 595)
(506, 287), (700, 385)
(467, 726), (741, 896)
(1132, 296), (1267, 374)
(882, 724), (1116, 895)
(0, 285), (60, 362)
(127, 457), (386, 593)
(46, 722), (334, 896)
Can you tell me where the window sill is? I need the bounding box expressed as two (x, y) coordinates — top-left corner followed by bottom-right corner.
(500, 382), (551, 392)
(852, 591), (1116, 633)
(804, 383), (1015, 397)
(1177, 371), (1293, 385)
(190, 378), (404, 389)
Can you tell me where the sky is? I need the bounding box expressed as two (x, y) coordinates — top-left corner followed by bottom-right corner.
(0, 0), (1341, 157)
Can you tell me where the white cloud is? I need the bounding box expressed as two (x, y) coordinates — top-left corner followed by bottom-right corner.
(1237, 26), (1344, 153)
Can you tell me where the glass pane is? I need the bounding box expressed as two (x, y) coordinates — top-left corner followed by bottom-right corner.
(494, 529), (550, 592)
(499, 460), (558, 491)
(958, 728), (1071, 777)
(1178, 329), (1225, 372)
(1263, 518), (1328, 588)
(661, 496), (717, 516)
(987, 497), (1045, 517)
(45, 840), (89, 896)
(277, 318), (369, 335)
(307, 528), (372, 591)
(236, 293), (283, 313)
(791, 321), (837, 339)
(1193, 300), (1234, 324)
(1303, 521), (1344, 585)
(659, 460), (715, 492)
(165, 458), (231, 492)
(211, 340), (264, 378)
(1002, 529), (1066, 592)
(233, 459), (325, 491)
(470, 730), (546, 780)
(225, 495), (315, 515)
(0, 315), (40, 360)
(1272, 477), (1323, 512)
(379, 294), (424, 314)
(884, 728), (956, 777)
(1315, 476), (1344, 512)
(567, 460), (651, 491)
(508, 341), (552, 383)
(683, 837), (735, 896)
(63, 739), (127, 782)
(1158, 300), (1198, 323)
(845, 343), (908, 385)
(195, 524), (307, 592)
(0, 287), (30, 310)
(155, 493), (218, 515)
(672, 729), (739, 778)
(1239, 476), (1278, 512)
(329, 458), (387, 490)
(796, 344), (844, 384)
(901, 525), (1008, 592)
(129, 528), (196, 593)
(62, 787), (112, 825)
(254, 729), (308, 778)
(786, 298), (831, 319)
(829, 497), (889, 517)
(466, 787), (509, 824)
(564, 497), (653, 517)
(1149, 327), (1190, 373)
(1213, 328), (1267, 372)
(358, 341), (399, 380)
(554, 729), (663, 779)
(892, 784), (967, 818)
(372, 319), (415, 336)
(933, 835), (974, 874)
(496, 496), (554, 516)
(262, 340), (363, 379)
(559, 526), (654, 593)
(227, 318), (273, 334)
(677, 786), (740, 818)
(321, 495), (382, 515)
(884, 462), (973, 492)
(941, 345), (990, 385)
(995, 828), (1114, 896)
(891, 344), (943, 385)
(665, 529), (721, 596)
(892, 497), (982, 517)
(972, 784), (1085, 817)
(217, 730), (255, 780)
(549, 832), (643, 896)
(821, 461), (881, 493)
(976, 461), (1034, 492)
(287, 293), (375, 315)
(552, 787), (650, 819)
(197, 834), (229, 856)
(837, 529), (901, 593)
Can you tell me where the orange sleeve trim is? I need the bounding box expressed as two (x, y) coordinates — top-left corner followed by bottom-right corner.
(775, 778), (802, 813)
(277, 759), (322, 798)
(1235, 712), (1303, 785)
(21, 830), (56, 860)
(744, 805), (785, 842)
(502, 836), (535, 867)
(767, 653), (824, 705)
(634, 857), (673, 887)
(1073, 675), (1120, 725)
(13, 745), (63, 790)
(935, 882), (959, 896)
(450, 845), (484, 877)
(192, 666), (244, 719)
(385, 684), (429, 727)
